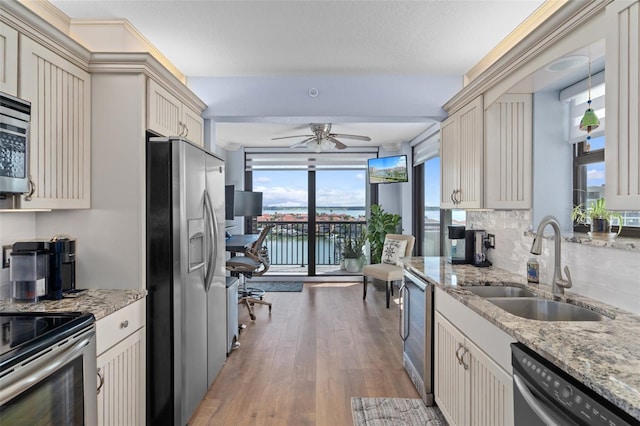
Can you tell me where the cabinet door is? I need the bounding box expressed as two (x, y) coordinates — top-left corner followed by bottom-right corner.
(485, 94), (532, 209)
(96, 327), (146, 426)
(147, 78), (182, 137)
(182, 105), (204, 146)
(435, 312), (469, 426)
(440, 115), (459, 208)
(467, 338), (514, 426)
(457, 96), (483, 208)
(19, 35), (91, 209)
(0, 22), (18, 96)
(605, 0), (640, 210)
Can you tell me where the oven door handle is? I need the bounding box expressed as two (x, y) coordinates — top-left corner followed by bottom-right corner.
(0, 330), (95, 405)
(513, 373), (561, 426)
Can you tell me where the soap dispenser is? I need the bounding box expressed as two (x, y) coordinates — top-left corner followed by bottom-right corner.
(527, 257), (539, 283)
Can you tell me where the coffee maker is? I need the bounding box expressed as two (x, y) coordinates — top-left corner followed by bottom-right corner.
(447, 225), (467, 264)
(10, 235), (76, 301)
(468, 229), (492, 267)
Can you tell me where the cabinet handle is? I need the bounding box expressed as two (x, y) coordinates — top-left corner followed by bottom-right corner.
(182, 123), (189, 138)
(461, 348), (469, 370)
(97, 367), (104, 395)
(23, 175), (36, 202)
(454, 189), (462, 204)
(450, 191), (456, 204)
(455, 343), (464, 365)
(120, 320), (129, 329)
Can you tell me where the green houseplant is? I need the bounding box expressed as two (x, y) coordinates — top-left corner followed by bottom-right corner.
(342, 232), (367, 273)
(366, 204), (402, 264)
(571, 197), (623, 237)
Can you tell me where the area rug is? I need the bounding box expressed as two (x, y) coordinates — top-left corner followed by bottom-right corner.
(246, 281), (303, 292)
(351, 397), (446, 426)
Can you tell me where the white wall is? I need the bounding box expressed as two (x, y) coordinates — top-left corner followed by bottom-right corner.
(467, 210), (640, 315)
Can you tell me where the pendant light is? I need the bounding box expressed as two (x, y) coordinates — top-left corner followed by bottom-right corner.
(579, 61), (600, 152)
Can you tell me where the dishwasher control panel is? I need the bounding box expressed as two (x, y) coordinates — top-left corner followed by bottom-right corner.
(511, 343), (635, 426)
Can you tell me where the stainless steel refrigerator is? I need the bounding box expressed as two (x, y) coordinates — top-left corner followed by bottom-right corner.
(146, 137), (227, 426)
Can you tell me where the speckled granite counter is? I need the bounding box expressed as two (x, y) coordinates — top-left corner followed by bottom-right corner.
(402, 256), (640, 422)
(0, 289), (147, 321)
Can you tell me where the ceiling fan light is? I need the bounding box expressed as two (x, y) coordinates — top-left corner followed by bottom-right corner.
(309, 141), (322, 153)
(320, 138), (334, 150)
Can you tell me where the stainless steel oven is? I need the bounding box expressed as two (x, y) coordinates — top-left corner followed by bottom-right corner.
(511, 343), (635, 426)
(399, 270), (434, 406)
(0, 312), (97, 425)
(0, 91), (30, 195)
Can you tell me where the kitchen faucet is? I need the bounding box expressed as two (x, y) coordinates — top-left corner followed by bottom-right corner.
(530, 216), (572, 296)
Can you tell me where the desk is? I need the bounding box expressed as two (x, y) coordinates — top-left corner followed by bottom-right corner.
(225, 234), (259, 253)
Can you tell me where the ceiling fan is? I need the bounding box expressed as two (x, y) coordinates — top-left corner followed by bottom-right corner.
(271, 123), (371, 152)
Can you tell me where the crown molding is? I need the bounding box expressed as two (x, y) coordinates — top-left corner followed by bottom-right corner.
(444, 0), (611, 115)
(89, 52), (205, 111)
(1, 0), (91, 68)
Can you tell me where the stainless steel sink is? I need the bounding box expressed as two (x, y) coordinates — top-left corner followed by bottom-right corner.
(486, 297), (604, 321)
(464, 286), (536, 298)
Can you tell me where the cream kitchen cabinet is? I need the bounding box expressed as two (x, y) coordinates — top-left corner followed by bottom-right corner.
(435, 287), (515, 426)
(18, 34), (91, 209)
(147, 78), (204, 146)
(605, 0), (640, 210)
(484, 94), (533, 209)
(440, 95), (484, 209)
(0, 21), (18, 95)
(96, 298), (146, 426)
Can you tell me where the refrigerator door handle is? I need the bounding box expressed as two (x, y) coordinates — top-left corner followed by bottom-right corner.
(203, 189), (217, 292)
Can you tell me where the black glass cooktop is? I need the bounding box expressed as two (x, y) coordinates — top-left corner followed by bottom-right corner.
(0, 312), (94, 372)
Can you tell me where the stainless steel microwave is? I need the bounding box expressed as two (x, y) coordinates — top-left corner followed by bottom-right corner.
(0, 92), (30, 195)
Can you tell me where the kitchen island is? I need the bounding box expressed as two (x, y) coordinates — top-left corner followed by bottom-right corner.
(401, 256), (640, 422)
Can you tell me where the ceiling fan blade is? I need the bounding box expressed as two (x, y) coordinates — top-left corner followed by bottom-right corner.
(290, 137), (315, 148)
(331, 133), (371, 141)
(272, 134), (313, 141)
(327, 137), (347, 150)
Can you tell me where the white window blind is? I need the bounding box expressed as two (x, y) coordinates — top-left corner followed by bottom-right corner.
(245, 148), (378, 171)
(560, 70), (605, 144)
(412, 131), (440, 166)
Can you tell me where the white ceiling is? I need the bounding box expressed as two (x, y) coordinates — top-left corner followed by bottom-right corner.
(50, 0), (547, 151)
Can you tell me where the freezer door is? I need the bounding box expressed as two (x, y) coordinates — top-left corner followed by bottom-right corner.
(205, 154), (227, 387)
(175, 141), (209, 426)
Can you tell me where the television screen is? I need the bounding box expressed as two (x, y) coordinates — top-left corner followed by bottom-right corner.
(225, 185), (235, 219)
(367, 155), (409, 184)
(234, 191), (263, 217)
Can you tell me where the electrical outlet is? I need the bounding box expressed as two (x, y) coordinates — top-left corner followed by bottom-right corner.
(487, 234), (496, 249)
(2, 245), (12, 269)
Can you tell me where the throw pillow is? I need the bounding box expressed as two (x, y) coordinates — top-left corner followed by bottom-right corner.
(381, 238), (408, 265)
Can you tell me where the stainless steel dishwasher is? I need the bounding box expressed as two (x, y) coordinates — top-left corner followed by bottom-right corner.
(399, 270), (434, 406)
(511, 343), (635, 426)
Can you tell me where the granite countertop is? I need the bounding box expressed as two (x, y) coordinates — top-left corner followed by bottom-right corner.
(402, 256), (640, 422)
(0, 289), (147, 321)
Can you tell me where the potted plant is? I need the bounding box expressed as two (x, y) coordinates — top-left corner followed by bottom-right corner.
(342, 232), (367, 273)
(366, 204), (402, 264)
(571, 197), (623, 238)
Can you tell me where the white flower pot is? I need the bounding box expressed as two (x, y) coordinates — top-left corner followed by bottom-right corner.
(345, 258), (362, 273)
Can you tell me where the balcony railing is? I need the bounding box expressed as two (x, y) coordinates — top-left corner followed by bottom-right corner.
(257, 220), (367, 266)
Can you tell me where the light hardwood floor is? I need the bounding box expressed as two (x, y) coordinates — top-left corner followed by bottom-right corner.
(190, 280), (420, 425)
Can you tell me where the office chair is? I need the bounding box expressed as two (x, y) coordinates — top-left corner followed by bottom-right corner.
(226, 224), (275, 320)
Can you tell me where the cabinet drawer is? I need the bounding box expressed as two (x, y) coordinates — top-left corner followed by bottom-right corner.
(96, 298), (146, 355)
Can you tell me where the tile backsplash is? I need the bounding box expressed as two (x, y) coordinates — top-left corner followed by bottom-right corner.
(0, 212), (37, 299)
(467, 210), (640, 315)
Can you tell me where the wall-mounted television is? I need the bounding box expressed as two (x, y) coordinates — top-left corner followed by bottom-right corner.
(367, 155), (409, 184)
(225, 185), (235, 219)
(234, 190), (263, 217)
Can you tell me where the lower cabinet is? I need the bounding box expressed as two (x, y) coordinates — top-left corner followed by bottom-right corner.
(435, 312), (513, 426)
(95, 299), (146, 426)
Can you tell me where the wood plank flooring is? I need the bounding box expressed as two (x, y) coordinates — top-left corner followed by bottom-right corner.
(190, 281), (420, 425)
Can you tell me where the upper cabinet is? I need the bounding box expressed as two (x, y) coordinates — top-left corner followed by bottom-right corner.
(147, 79), (204, 146)
(0, 22), (18, 96)
(605, 0), (640, 210)
(440, 96), (484, 209)
(19, 35), (91, 209)
(484, 94), (533, 209)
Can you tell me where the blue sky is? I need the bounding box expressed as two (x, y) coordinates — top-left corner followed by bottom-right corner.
(253, 170), (367, 207)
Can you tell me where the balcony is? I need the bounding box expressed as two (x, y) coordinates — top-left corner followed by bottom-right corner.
(256, 219), (367, 275)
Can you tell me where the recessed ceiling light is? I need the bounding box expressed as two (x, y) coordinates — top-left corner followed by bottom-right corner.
(544, 55), (589, 72)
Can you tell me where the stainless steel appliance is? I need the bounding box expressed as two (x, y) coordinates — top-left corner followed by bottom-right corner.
(447, 225), (467, 264)
(0, 92), (30, 195)
(0, 312), (97, 425)
(10, 240), (53, 302)
(399, 270), (434, 406)
(470, 229), (492, 267)
(511, 343), (635, 426)
(146, 137), (227, 426)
